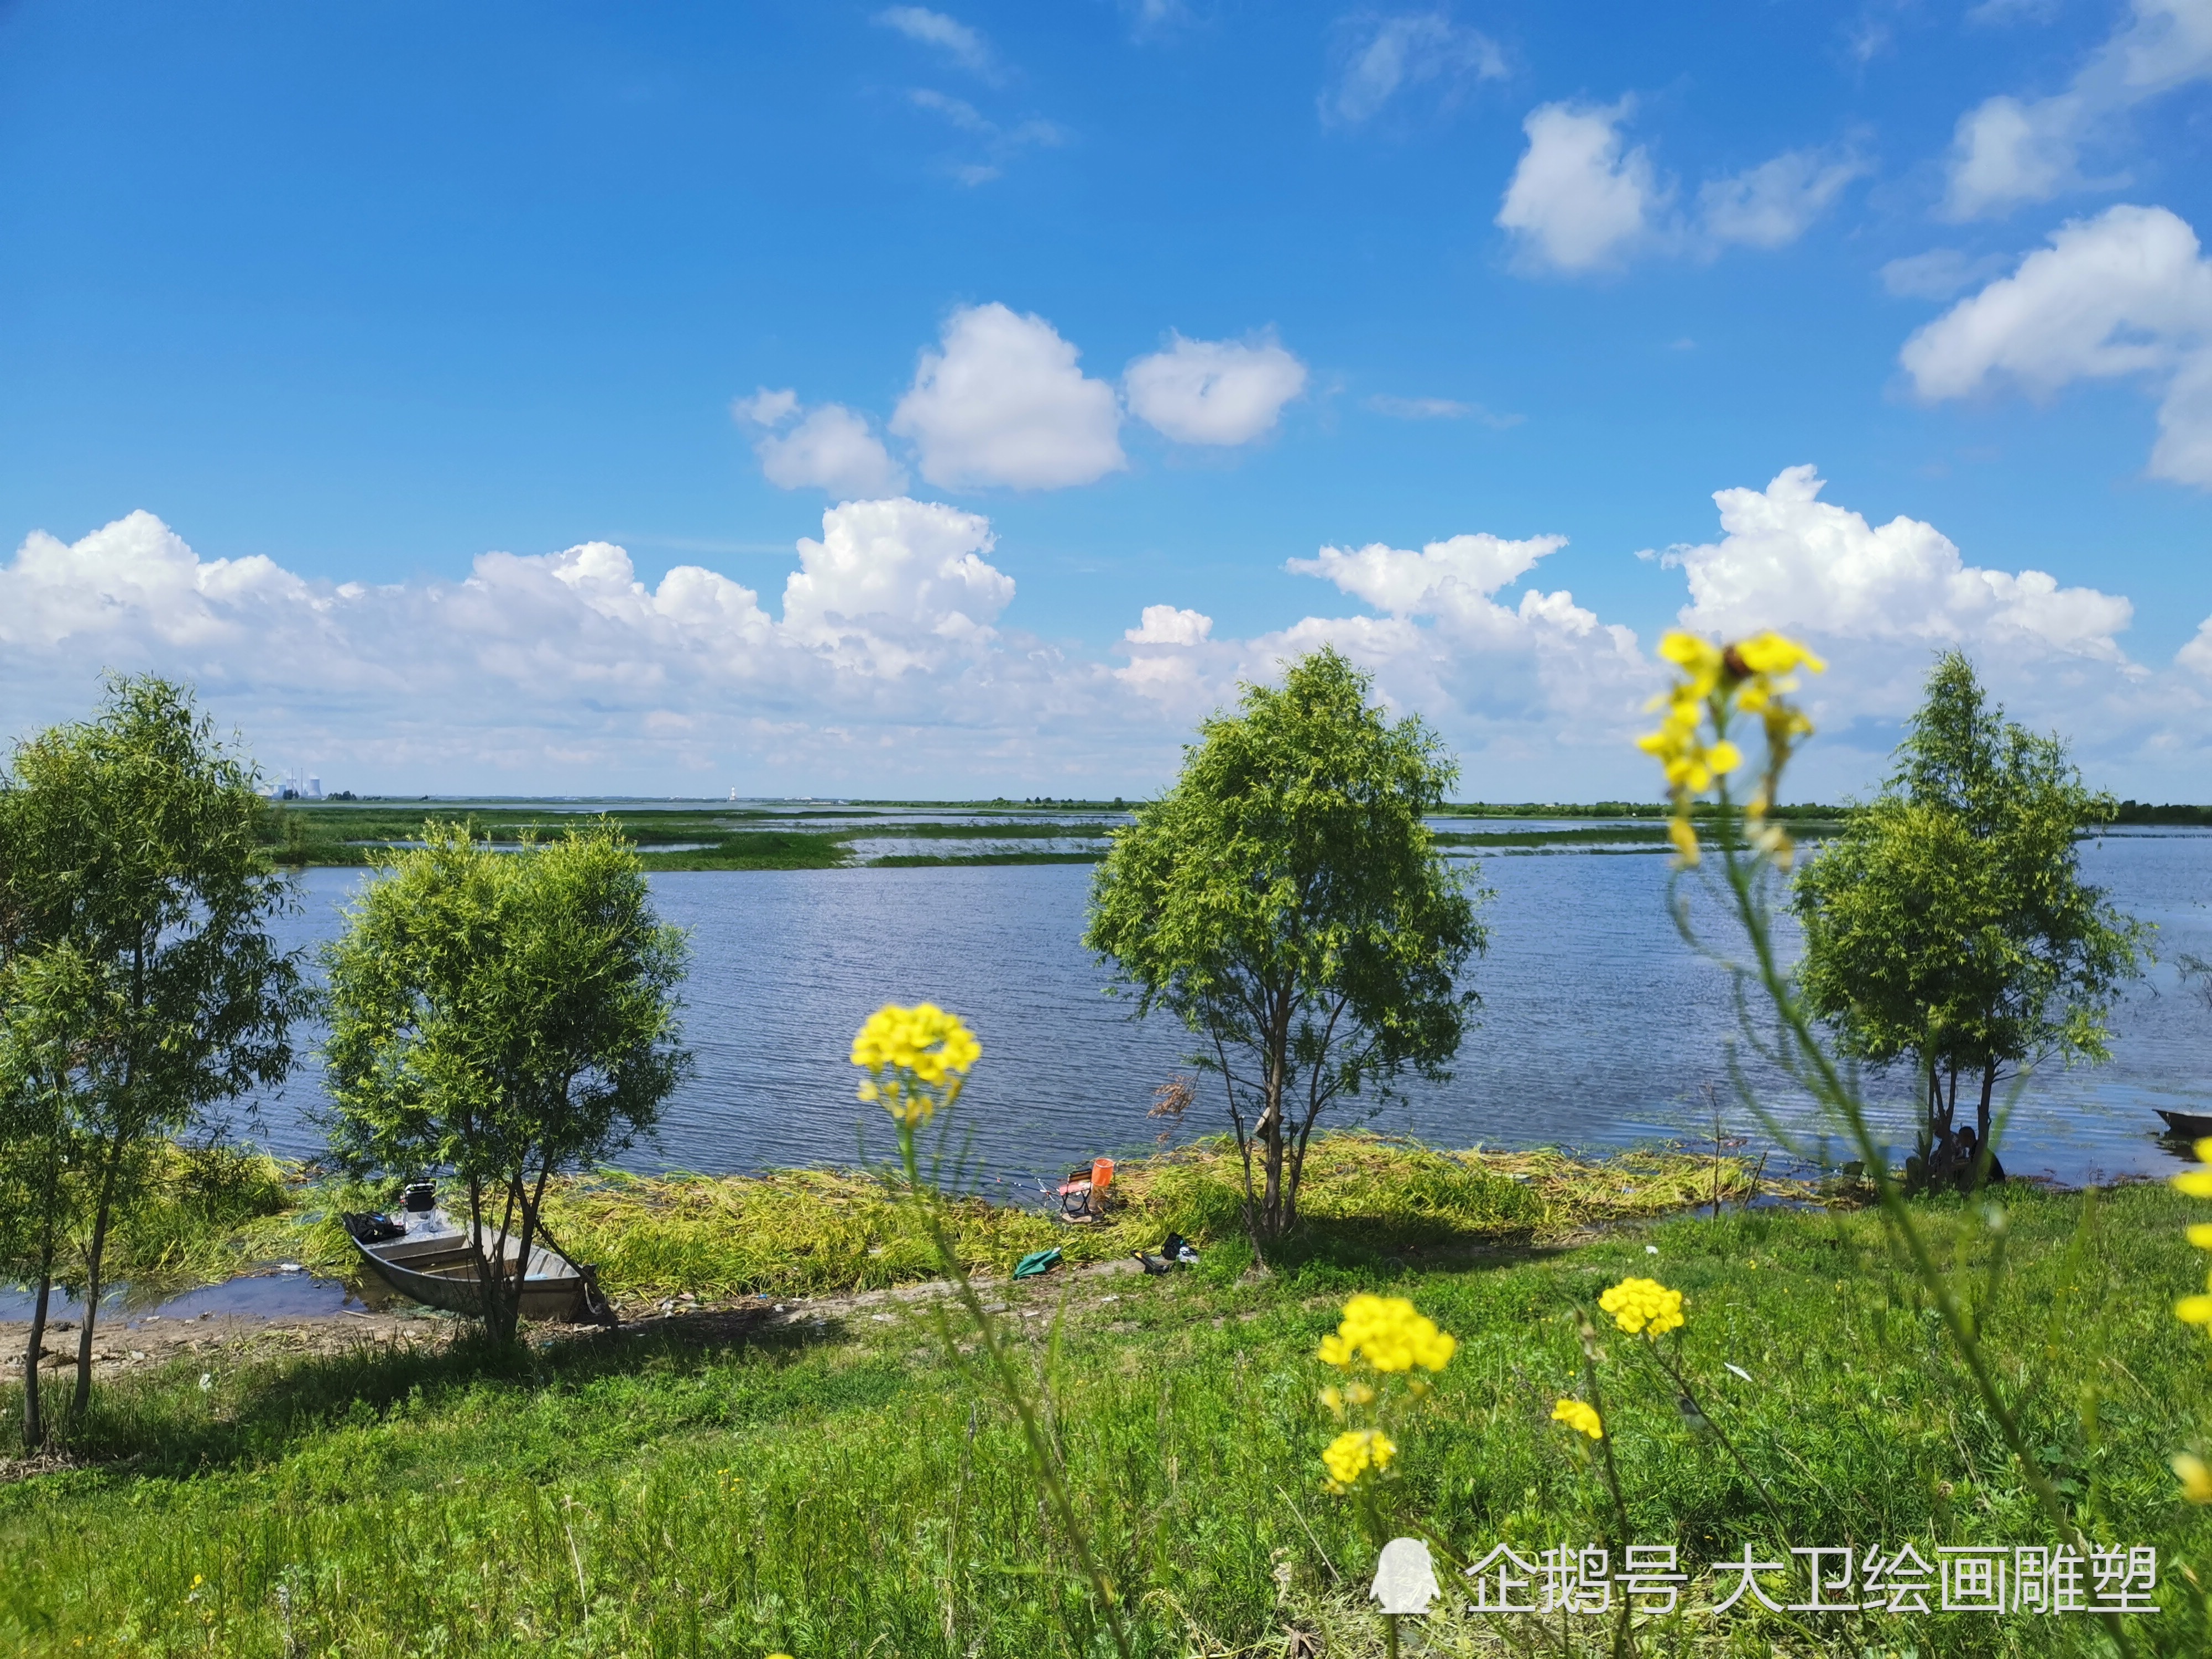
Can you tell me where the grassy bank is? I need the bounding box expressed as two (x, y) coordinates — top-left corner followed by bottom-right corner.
(58, 1133), (1791, 1308)
(538, 1134), (1792, 1303)
(3, 1176), (2208, 1655)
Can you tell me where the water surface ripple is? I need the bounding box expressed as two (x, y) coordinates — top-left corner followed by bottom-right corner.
(243, 833), (2210, 1191)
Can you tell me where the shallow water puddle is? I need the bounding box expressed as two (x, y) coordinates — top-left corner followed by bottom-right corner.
(0, 1271), (369, 1324)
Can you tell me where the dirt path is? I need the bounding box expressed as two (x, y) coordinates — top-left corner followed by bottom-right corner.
(0, 1253), (1163, 1385)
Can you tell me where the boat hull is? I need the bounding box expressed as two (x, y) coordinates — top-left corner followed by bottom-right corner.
(343, 1214), (588, 1322)
(2156, 1109), (2212, 1141)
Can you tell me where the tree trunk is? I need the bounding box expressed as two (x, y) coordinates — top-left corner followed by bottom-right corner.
(1258, 998), (1292, 1242)
(465, 1171), (522, 1347)
(69, 1136), (124, 1425)
(21, 1126), (62, 1452)
(22, 1270), (51, 1452)
(1976, 1065), (1996, 1146)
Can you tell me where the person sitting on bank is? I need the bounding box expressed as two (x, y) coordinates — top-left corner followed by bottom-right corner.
(1954, 1124), (2006, 1187)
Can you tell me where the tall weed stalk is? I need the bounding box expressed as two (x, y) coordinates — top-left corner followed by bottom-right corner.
(1646, 629), (2145, 1654)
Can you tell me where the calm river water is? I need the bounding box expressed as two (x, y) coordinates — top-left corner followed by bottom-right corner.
(241, 831), (2211, 1193)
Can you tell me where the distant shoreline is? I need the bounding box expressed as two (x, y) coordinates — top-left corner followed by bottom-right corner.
(259, 796), (2201, 871)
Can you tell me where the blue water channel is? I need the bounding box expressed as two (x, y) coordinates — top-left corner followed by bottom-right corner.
(224, 828), (2211, 1193)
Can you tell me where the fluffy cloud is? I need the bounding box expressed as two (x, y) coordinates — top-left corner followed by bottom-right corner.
(1670, 465), (2134, 660)
(11, 472), (2210, 800)
(1123, 333), (1307, 445)
(1287, 531), (1567, 615)
(891, 304), (1126, 489)
(2180, 614), (2212, 677)
(875, 7), (999, 79)
(1499, 105), (1856, 273)
(1321, 12), (1506, 127)
(1657, 465), (2212, 798)
(735, 390), (908, 498)
(1124, 604), (1212, 645)
(779, 498), (1014, 674)
(1698, 148), (1866, 250)
(1899, 204), (2212, 486)
(1943, 0), (2212, 219)
(1496, 100), (1662, 274)
(0, 504), (1058, 789)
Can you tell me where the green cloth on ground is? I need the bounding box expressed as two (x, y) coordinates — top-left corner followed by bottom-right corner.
(1011, 1246), (1062, 1279)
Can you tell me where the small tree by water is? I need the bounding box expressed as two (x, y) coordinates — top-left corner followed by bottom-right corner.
(1792, 651), (2146, 1180)
(1084, 648), (1486, 1246)
(322, 821), (690, 1345)
(0, 676), (307, 1441)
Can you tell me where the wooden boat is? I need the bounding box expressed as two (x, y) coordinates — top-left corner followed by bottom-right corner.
(2157, 1109), (2212, 1141)
(341, 1203), (594, 1322)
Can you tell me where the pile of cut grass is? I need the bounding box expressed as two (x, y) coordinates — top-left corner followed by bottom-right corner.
(537, 1133), (1791, 1304)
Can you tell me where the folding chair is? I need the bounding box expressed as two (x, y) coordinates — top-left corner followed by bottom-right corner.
(1056, 1156), (1115, 1221)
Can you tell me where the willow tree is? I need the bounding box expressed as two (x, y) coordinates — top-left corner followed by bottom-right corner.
(1085, 648), (1485, 1245)
(1793, 652), (2145, 1176)
(322, 822), (690, 1344)
(0, 676), (306, 1428)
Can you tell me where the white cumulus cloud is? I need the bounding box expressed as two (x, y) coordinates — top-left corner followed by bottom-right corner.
(0, 504), (1058, 789)
(1124, 604), (1213, 645)
(12, 472), (2211, 802)
(1123, 333), (1308, 446)
(891, 304), (1126, 490)
(1898, 204), (2212, 487)
(1943, 0), (2212, 220)
(780, 497), (1014, 674)
(1669, 464), (2135, 661)
(1496, 100), (1663, 274)
(1287, 532), (1568, 616)
(1500, 102), (1861, 275)
(1651, 464), (2212, 799)
(735, 390), (908, 498)
(1322, 12), (1506, 127)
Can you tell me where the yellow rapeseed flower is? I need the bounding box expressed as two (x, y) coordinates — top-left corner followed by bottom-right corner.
(1321, 1428), (1397, 1488)
(1598, 1276), (1685, 1337)
(1731, 632), (1827, 677)
(849, 1003), (981, 1127)
(1551, 1397), (1603, 1439)
(1639, 630), (1823, 867)
(1318, 1293), (1458, 1373)
(2174, 1453), (2212, 1505)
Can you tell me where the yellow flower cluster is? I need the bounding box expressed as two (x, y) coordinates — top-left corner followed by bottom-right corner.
(849, 1002), (982, 1128)
(1317, 1293), (1458, 1373)
(2173, 1143), (2212, 1502)
(1551, 1397), (1603, 1440)
(1321, 1428), (1397, 1489)
(1637, 629), (1824, 866)
(1598, 1276), (1685, 1338)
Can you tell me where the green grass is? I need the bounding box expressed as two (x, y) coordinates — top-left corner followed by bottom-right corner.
(107, 1133), (1783, 1307)
(4, 1166), (2209, 1655)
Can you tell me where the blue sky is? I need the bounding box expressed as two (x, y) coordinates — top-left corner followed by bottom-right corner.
(4, 1), (2211, 799)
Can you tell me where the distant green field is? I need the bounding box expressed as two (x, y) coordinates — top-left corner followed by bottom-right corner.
(254, 795), (2177, 872)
